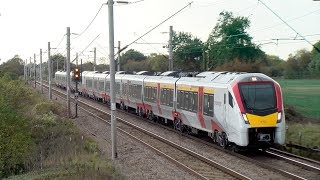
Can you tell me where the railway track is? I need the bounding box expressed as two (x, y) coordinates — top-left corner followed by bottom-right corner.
(36, 82), (249, 180)
(36, 81), (320, 179)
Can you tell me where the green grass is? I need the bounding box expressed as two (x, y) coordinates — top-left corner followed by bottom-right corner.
(286, 122), (320, 148)
(276, 79), (320, 120)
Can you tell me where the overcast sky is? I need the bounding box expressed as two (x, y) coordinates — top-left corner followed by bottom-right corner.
(0, 0), (319, 64)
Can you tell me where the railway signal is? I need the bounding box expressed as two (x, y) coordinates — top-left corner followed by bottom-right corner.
(73, 68), (81, 82)
(73, 68), (80, 118)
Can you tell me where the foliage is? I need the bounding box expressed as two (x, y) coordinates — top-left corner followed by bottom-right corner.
(259, 55), (286, 77)
(122, 59), (150, 72)
(0, 77), (121, 178)
(0, 55), (24, 80)
(120, 49), (146, 66)
(284, 49), (312, 79)
(172, 31), (204, 71)
(286, 122), (320, 150)
(148, 53), (168, 72)
(277, 79), (320, 119)
(308, 41), (320, 77)
(51, 54), (66, 72)
(206, 11), (265, 70)
(213, 58), (267, 73)
(0, 78), (35, 177)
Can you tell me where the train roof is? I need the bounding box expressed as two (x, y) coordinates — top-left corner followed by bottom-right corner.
(144, 75), (179, 84)
(122, 74), (147, 81)
(178, 72), (273, 86)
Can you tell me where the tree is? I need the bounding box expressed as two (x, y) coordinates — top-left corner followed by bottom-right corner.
(50, 54), (66, 72)
(148, 53), (168, 72)
(309, 41), (320, 77)
(206, 11), (265, 70)
(120, 49), (146, 66)
(172, 31), (204, 71)
(261, 55), (285, 77)
(284, 49), (312, 79)
(122, 60), (150, 72)
(0, 55), (24, 79)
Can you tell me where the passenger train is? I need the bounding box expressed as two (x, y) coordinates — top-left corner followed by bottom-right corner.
(54, 71), (286, 150)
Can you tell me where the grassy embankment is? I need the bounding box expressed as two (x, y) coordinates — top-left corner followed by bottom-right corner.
(277, 79), (320, 150)
(0, 76), (122, 179)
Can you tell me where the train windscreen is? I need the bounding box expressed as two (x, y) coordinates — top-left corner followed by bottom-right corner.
(239, 83), (276, 111)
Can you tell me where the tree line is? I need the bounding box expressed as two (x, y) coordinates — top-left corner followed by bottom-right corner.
(1, 11), (319, 79)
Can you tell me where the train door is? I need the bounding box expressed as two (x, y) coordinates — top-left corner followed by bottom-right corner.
(214, 89), (227, 129)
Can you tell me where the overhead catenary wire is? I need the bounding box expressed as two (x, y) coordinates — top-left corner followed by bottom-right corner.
(258, 0), (320, 53)
(73, 4), (104, 39)
(117, 1), (194, 54)
(72, 34), (100, 63)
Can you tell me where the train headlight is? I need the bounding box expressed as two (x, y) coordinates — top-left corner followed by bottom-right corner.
(277, 112), (282, 123)
(242, 114), (249, 124)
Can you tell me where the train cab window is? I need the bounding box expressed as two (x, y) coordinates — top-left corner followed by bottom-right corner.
(229, 92), (234, 108)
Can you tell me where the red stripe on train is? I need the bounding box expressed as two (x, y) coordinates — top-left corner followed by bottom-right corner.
(197, 87), (206, 128)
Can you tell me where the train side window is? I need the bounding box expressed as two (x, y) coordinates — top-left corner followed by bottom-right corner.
(177, 90), (181, 108)
(208, 94), (214, 116)
(203, 94), (208, 115)
(169, 89), (173, 107)
(153, 87), (157, 103)
(181, 91), (185, 109)
(160, 88), (164, 105)
(193, 92), (198, 112)
(106, 81), (110, 92)
(229, 92), (233, 108)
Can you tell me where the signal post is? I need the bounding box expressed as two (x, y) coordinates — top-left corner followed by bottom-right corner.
(73, 68), (81, 118)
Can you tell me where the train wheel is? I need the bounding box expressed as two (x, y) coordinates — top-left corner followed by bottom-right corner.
(213, 130), (218, 143)
(174, 119), (184, 132)
(120, 102), (125, 110)
(138, 107), (143, 117)
(218, 133), (228, 149)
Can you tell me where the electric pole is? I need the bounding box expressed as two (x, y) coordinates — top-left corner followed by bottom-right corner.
(48, 42), (52, 100)
(76, 53), (78, 66)
(40, 49), (43, 93)
(108, 0), (117, 160)
(34, 54), (36, 88)
(93, 47), (96, 71)
(24, 59), (26, 80)
(67, 27), (71, 118)
(168, 26), (173, 71)
(117, 41), (120, 71)
(29, 57), (32, 78)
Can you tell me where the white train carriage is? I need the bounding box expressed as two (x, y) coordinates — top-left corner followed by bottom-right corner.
(81, 71), (98, 98)
(120, 74), (146, 112)
(175, 72), (285, 149)
(143, 76), (179, 121)
(109, 74), (126, 106)
(54, 71), (67, 88)
(92, 73), (109, 101)
(79, 71), (91, 95)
